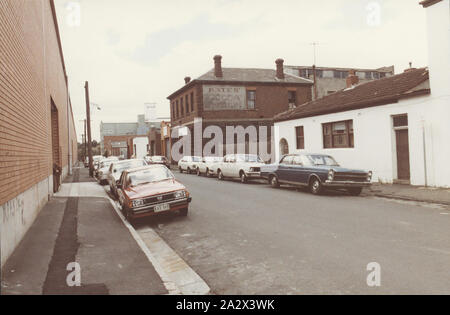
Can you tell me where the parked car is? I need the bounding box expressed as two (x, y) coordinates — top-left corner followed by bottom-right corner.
(93, 155), (105, 175)
(178, 156), (202, 174)
(215, 154), (265, 183)
(108, 159), (147, 198)
(260, 153), (372, 195)
(96, 157), (119, 185)
(117, 165), (192, 223)
(146, 155), (171, 168)
(195, 156), (223, 176)
(85, 155), (102, 168)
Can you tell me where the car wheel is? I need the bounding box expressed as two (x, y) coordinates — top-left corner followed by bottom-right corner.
(347, 187), (363, 196)
(218, 170), (224, 180)
(269, 175), (280, 188)
(187, 167), (191, 174)
(309, 177), (323, 195)
(196, 168), (201, 176)
(179, 167), (183, 173)
(240, 172), (247, 184)
(179, 207), (188, 216)
(206, 168), (210, 177)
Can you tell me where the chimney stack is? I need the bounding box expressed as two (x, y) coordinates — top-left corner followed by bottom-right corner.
(346, 69), (359, 88)
(214, 55), (223, 78)
(275, 58), (284, 79)
(184, 76), (191, 84)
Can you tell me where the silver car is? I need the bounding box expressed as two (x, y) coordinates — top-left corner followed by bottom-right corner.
(107, 159), (147, 197)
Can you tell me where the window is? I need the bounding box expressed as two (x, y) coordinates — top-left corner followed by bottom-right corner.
(333, 70), (348, 79)
(323, 120), (354, 148)
(280, 155), (293, 164)
(246, 90), (256, 109)
(180, 98), (184, 115)
(185, 95), (189, 113)
(190, 92), (194, 112)
(365, 71), (372, 79)
(295, 126), (304, 149)
(172, 102), (176, 118)
(393, 114), (408, 127)
(380, 72), (386, 78)
(373, 72), (380, 79)
(176, 100), (179, 117)
(288, 91), (296, 105)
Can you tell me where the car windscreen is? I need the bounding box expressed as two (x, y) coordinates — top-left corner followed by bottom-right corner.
(308, 155), (339, 166)
(152, 156), (165, 161)
(128, 167), (174, 187)
(192, 156), (202, 162)
(116, 160), (146, 172)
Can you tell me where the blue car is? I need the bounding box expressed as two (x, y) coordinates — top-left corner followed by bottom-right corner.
(260, 154), (372, 195)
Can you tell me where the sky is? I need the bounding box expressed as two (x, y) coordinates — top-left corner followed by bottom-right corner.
(54, 0), (429, 142)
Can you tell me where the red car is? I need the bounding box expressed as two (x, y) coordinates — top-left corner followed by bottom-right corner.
(117, 165), (191, 223)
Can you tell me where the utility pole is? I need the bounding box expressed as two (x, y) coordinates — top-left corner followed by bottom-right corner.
(85, 81), (94, 177)
(84, 119), (87, 162)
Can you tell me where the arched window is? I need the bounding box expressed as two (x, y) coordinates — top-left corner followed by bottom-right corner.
(279, 138), (289, 156)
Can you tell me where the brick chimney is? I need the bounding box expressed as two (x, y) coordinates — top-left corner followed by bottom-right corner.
(214, 55), (223, 78)
(184, 76), (191, 84)
(346, 69), (359, 88)
(275, 58), (284, 79)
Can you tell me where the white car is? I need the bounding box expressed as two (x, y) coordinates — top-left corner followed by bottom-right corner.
(195, 156), (223, 177)
(96, 157), (119, 185)
(178, 156), (202, 174)
(107, 159), (147, 197)
(215, 154), (265, 183)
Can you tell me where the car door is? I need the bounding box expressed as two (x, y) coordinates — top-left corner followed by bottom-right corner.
(289, 155), (307, 184)
(277, 155), (293, 182)
(117, 173), (127, 206)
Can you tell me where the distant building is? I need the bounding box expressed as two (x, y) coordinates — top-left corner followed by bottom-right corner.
(284, 65), (394, 99)
(167, 55), (313, 161)
(100, 114), (168, 156)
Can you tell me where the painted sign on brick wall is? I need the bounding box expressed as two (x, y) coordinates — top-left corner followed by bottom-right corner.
(203, 85), (246, 111)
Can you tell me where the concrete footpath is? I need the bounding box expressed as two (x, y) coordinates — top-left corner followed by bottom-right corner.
(365, 183), (450, 206)
(1, 166), (168, 295)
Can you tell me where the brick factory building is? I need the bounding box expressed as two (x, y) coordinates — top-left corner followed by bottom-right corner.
(0, 0), (78, 266)
(167, 55), (313, 161)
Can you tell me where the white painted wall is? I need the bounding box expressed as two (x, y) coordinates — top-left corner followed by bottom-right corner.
(1, 176), (52, 267)
(132, 137), (149, 159)
(274, 93), (450, 187)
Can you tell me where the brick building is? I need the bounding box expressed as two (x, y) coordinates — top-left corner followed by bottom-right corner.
(100, 114), (166, 157)
(284, 65), (394, 99)
(0, 0), (78, 266)
(167, 55), (313, 161)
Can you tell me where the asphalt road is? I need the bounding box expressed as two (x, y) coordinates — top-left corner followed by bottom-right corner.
(133, 172), (450, 294)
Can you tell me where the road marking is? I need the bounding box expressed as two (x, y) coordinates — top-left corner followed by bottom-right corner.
(105, 190), (210, 295)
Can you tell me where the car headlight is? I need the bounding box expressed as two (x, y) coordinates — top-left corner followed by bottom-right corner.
(328, 169), (335, 181)
(132, 199), (144, 208)
(174, 190), (187, 199)
(367, 171), (373, 182)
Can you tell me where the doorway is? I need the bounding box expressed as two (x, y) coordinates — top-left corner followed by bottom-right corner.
(279, 138), (289, 156)
(393, 115), (410, 181)
(51, 100), (61, 192)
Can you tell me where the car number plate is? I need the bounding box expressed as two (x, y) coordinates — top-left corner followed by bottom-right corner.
(154, 203), (170, 212)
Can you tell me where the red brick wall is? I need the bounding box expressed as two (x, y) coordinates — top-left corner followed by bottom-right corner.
(169, 82), (312, 127)
(0, 0), (77, 205)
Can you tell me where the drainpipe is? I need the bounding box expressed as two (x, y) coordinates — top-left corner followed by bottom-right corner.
(422, 119), (427, 187)
(66, 74), (72, 175)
